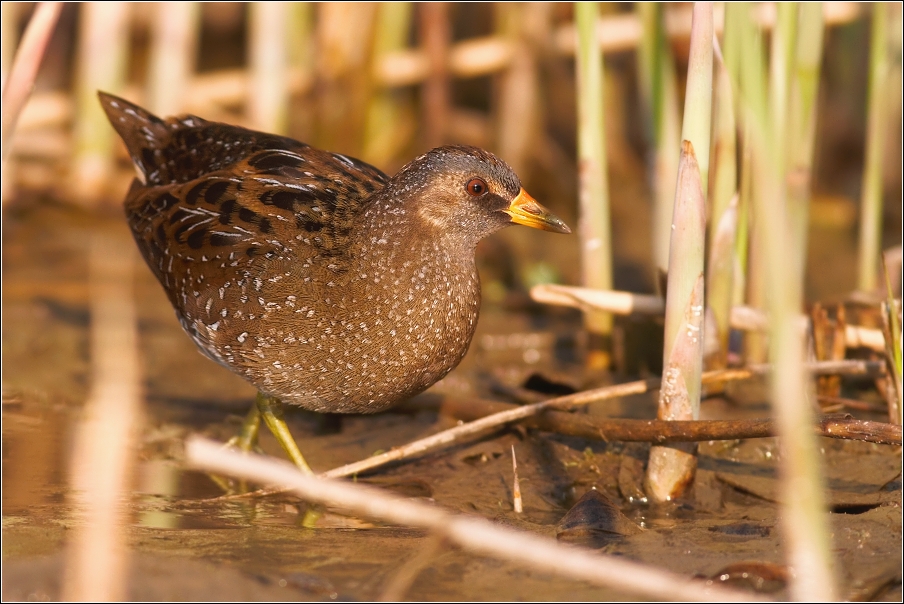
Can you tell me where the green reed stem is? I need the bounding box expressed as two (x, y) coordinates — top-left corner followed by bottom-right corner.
(363, 2), (413, 165)
(786, 3), (824, 280)
(637, 3), (681, 276)
(731, 3), (838, 598)
(857, 3), (891, 293)
(575, 2), (613, 360)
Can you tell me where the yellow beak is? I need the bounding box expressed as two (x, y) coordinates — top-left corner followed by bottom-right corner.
(504, 188), (571, 234)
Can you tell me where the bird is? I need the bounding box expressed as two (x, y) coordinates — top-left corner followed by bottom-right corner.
(99, 92), (571, 474)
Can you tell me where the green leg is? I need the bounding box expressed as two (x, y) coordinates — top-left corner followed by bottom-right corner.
(225, 405), (262, 453)
(256, 392), (314, 475)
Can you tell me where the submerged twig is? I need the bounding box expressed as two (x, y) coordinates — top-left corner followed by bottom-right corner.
(186, 438), (756, 602)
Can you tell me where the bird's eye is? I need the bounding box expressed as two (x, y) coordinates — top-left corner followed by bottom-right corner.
(465, 178), (488, 197)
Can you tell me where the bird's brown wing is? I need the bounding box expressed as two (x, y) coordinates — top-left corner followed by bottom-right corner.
(101, 92), (390, 367)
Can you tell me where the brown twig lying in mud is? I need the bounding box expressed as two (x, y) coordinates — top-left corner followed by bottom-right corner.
(186, 437), (757, 602)
(322, 361), (883, 479)
(199, 360), (887, 502)
(323, 378), (660, 479)
(440, 398), (903, 446)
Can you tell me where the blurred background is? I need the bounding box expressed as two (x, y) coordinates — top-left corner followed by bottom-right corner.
(3, 2), (900, 300)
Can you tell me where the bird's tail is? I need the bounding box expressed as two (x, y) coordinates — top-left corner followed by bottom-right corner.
(98, 91), (173, 183)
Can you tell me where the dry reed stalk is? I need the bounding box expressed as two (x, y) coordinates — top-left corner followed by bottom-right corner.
(724, 3), (766, 365)
(420, 2), (450, 149)
(363, 2), (414, 165)
(285, 3), (315, 140)
(61, 234), (143, 601)
(1, 2), (21, 87)
(768, 3), (797, 189)
(881, 255), (903, 424)
(575, 1), (614, 369)
(71, 2), (130, 204)
(186, 438), (756, 602)
(785, 3), (825, 275)
(551, 3), (860, 57)
(371, 4), (861, 87)
(705, 194), (739, 368)
(857, 3), (892, 293)
(637, 3), (681, 277)
(315, 3), (378, 153)
(6, 5), (867, 139)
(146, 2), (199, 116)
(494, 3), (544, 177)
(248, 3), (288, 134)
(1, 2), (62, 162)
(705, 39), (738, 370)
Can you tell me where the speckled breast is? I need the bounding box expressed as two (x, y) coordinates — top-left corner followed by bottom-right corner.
(182, 236), (483, 414)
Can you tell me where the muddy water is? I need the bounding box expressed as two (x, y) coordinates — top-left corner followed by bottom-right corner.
(3, 200), (901, 601)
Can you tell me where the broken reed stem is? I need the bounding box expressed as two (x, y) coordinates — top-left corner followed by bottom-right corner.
(511, 445), (523, 513)
(575, 1), (614, 365)
(529, 283), (888, 352)
(62, 234), (142, 601)
(646, 4), (712, 502)
(646, 142), (706, 502)
(186, 438), (756, 602)
(1, 1), (62, 162)
(857, 2), (891, 293)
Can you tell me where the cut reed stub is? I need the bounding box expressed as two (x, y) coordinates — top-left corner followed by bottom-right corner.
(645, 138), (707, 503)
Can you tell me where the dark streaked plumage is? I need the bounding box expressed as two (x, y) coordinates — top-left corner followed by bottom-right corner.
(100, 92), (570, 419)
